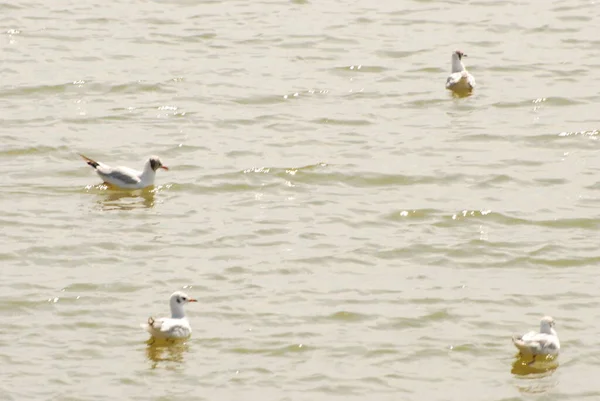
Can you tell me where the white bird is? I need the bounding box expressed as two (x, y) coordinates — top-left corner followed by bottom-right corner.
(141, 291), (197, 340)
(512, 316), (560, 364)
(79, 154), (168, 189)
(445, 50), (476, 94)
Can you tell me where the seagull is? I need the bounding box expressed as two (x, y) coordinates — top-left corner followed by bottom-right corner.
(141, 291), (197, 340)
(79, 154), (168, 189)
(512, 316), (560, 364)
(445, 50), (476, 94)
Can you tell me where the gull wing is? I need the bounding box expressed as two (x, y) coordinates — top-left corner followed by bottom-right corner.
(512, 333), (559, 355)
(466, 72), (476, 89)
(143, 317), (191, 339)
(446, 72), (464, 89)
(446, 71), (475, 91)
(95, 165), (141, 186)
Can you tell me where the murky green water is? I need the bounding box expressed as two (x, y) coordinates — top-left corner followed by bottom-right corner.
(2, 1), (600, 400)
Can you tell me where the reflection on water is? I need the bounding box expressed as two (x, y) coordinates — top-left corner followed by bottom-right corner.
(450, 89), (473, 99)
(511, 353), (559, 377)
(84, 184), (159, 210)
(511, 353), (559, 394)
(145, 338), (190, 369)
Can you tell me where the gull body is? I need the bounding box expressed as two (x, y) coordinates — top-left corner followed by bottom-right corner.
(445, 50), (476, 93)
(79, 154), (168, 189)
(512, 316), (560, 364)
(141, 291), (197, 340)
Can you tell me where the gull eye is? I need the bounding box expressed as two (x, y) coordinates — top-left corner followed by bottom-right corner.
(182, 297), (187, 301)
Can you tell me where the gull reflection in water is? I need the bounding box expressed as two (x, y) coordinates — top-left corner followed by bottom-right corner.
(511, 353), (559, 394)
(450, 89), (473, 99)
(511, 353), (559, 376)
(85, 184), (160, 210)
(145, 337), (190, 369)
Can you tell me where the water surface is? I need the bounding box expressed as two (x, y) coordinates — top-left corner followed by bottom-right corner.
(2, 1), (600, 400)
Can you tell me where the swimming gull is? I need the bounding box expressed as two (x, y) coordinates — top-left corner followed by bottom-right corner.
(445, 50), (476, 94)
(79, 154), (168, 189)
(141, 291), (197, 340)
(512, 316), (560, 364)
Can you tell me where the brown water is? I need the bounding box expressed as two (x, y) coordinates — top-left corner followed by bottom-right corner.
(2, 0), (600, 400)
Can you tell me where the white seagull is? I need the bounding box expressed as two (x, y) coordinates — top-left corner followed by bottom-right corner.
(141, 291), (197, 340)
(445, 50), (476, 94)
(512, 316), (560, 364)
(79, 154), (168, 189)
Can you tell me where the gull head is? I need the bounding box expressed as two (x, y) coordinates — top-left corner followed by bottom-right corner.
(450, 50), (469, 73)
(169, 291), (197, 318)
(149, 156), (169, 172)
(540, 316), (556, 333)
(453, 50), (467, 61)
(170, 291), (197, 306)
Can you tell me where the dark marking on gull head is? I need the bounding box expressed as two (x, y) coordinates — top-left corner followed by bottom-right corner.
(149, 156), (168, 172)
(454, 50), (467, 60)
(541, 316), (555, 327)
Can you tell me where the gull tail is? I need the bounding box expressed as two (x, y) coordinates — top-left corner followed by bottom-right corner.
(512, 336), (530, 353)
(79, 153), (99, 169)
(141, 317), (157, 334)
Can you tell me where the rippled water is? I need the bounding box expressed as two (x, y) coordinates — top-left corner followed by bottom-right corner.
(2, 0), (600, 400)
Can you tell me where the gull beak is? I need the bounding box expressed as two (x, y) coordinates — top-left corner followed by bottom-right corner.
(160, 165), (169, 171)
(188, 298), (198, 302)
